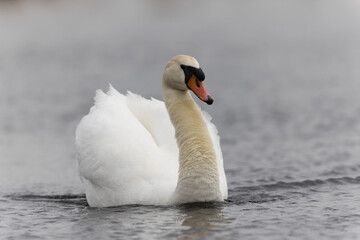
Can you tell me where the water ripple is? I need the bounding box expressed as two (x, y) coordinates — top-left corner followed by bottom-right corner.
(228, 175), (360, 205)
(7, 194), (88, 206)
(233, 175), (360, 192)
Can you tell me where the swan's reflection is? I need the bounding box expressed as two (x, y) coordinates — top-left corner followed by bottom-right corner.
(72, 201), (231, 239)
(176, 202), (230, 240)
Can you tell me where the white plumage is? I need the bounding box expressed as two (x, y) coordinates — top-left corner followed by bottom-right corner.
(76, 55), (227, 207)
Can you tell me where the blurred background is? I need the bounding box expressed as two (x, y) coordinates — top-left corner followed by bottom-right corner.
(1, 0), (360, 198)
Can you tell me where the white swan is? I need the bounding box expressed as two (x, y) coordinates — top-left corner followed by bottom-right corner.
(75, 55), (228, 207)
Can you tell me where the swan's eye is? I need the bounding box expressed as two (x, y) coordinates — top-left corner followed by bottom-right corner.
(181, 65), (205, 85)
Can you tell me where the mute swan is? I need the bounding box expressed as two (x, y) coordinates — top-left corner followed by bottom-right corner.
(75, 55), (228, 207)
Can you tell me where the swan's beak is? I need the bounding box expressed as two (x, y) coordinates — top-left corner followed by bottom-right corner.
(186, 75), (214, 105)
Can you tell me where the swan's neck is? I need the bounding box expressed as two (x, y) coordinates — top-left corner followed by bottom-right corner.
(163, 87), (222, 203)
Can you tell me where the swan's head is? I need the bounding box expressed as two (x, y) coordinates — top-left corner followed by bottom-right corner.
(163, 55), (214, 105)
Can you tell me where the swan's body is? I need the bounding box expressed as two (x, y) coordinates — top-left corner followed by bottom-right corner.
(76, 55), (227, 207)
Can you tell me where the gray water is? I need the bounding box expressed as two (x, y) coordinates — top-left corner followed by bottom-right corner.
(1, 0), (360, 239)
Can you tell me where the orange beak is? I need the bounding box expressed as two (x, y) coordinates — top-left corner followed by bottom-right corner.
(186, 75), (214, 105)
